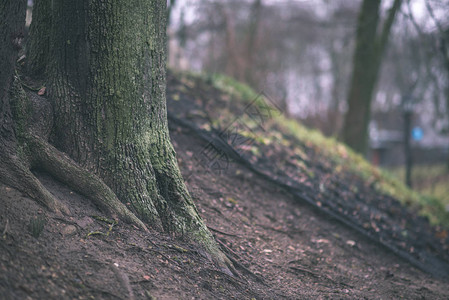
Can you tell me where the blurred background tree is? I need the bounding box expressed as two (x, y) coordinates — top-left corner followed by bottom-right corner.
(166, 0), (449, 203)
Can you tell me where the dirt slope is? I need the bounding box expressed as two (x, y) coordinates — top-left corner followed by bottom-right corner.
(1, 72), (449, 299)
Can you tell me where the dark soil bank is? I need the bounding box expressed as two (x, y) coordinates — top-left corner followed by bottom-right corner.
(1, 72), (448, 299)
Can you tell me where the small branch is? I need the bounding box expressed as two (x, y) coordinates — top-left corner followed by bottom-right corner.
(425, 0), (445, 34)
(215, 237), (267, 285)
(215, 237), (241, 259)
(289, 266), (319, 277)
(377, 0), (402, 56)
(2, 219), (9, 239)
(207, 225), (240, 237)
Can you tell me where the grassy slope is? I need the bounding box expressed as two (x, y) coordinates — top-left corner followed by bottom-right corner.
(389, 164), (449, 208)
(185, 71), (449, 228)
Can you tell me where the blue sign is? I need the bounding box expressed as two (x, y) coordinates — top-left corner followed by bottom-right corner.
(412, 127), (423, 141)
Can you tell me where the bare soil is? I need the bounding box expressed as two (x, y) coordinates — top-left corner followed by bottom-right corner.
(1, 72), (449, 299)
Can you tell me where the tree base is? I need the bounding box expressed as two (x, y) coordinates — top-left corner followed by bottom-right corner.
(0, 81), (237, 276)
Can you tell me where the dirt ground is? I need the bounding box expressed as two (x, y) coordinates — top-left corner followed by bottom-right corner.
(1, 73), (449, 299)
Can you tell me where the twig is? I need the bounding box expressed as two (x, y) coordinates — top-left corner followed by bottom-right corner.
(87, 217), (117, 237)
(2, 219), (9, 239)
(226, 254), (267, 285)
(288, 266), (353, 288)
(206, 268), (247, 286)
(255, 223), (302, 237)
(289, 266), (319, 277)
(215, 238), (267, 285)
(207, 225), (240, 237)
(146, 246), (180, 267)
(215, 237), (241, 259)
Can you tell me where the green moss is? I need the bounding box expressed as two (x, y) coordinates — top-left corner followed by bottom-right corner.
(206, 73), (259, 104)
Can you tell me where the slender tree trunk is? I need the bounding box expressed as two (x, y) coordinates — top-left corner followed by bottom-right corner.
(222, 6), (240, 80)
(342, 0), (402, 155)
(440, 28), (449, 170)
(244, 0), (262, 87)
(167, 0), (176, 30)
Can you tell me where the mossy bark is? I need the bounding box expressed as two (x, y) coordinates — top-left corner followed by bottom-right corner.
(26, 0), (228, 267)
(1, 0), (69, 215)
(26, 0), (51, 77)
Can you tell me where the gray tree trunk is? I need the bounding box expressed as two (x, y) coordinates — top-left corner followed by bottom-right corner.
(1, 0), (231, 272)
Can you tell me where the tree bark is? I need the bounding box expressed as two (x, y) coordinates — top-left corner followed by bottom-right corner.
(0, 0), (26, 181)
(24, 0), (231, 270)
(0, 0), (66, 214)
(26, 0), (51, 77)
(342, 0), (402, 155)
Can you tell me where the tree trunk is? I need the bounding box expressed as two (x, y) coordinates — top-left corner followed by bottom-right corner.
(0, 0), (26, 185)
(0, 0), (231, 272)
(26, 0), (51, 77)
(403, 111), (413, 188)
(342, 0), (402, 155)
(0, 0), (66, 213)
(244, 0), (262, 87)
(440, 28), (449, 170)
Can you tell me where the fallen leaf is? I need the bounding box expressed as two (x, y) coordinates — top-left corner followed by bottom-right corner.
(227, 197), (238, 204)
(38, 87), (46, 95)
(346, 240), (356, 247)
(436, 230), (448, 239)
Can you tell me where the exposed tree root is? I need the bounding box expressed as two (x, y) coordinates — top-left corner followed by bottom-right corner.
(27, 135), (148, 231)
(0, 136), (148, 231)
(0, 146), (70, 215)
(0, 81), (148, 232)
(2, 80), (235, 275)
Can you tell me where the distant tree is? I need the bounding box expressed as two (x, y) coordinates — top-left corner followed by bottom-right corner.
(429, 2), (449, 168)
(405, 0), (449, 168)
(341, 0), (402, 155)
(1, 0), (231, 272)
(167, 0), (177, 29)
(441, 28), (449, 168)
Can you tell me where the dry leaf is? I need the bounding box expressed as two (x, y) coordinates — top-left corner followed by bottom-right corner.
(346, 240), (356, 247)
(38, 87), (46, 95)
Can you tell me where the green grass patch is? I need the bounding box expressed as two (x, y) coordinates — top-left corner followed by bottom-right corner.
(204, 73), (259, 104)
(387, 164), (449, 224)
(275, 114), (449, 227)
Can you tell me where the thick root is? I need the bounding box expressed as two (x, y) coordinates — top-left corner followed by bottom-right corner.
(213, 248), (238, 277)
(28, 135), (148, 232)
(0, 148), (70, 215)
